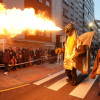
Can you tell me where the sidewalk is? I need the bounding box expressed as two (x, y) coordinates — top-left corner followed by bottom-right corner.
(0, 62), (63, 91)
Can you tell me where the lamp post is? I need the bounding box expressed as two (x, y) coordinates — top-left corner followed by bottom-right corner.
(88, 22), (93, 31)
(89, 22), (93, 27)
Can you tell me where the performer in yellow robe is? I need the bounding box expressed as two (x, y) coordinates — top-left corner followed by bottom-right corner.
(63, 24), (78, 85)
(64, 30), (78, 70)
(63, 23), (91, 85)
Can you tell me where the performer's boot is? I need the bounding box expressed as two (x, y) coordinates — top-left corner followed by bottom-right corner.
(65, 69), (72, 82)
(71, 68), (77, 85)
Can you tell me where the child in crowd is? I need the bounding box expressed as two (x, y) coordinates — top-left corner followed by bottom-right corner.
(28, 56), (33, 66)
(3, 49), (10, 75)
(10, 56), (17, 71)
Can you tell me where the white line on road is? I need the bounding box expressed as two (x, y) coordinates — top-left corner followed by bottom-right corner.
(69, 74), (98, 99)
(47, 77), (67, 91)
(47, 70), (81, 91)
(33, 70), (65, 85)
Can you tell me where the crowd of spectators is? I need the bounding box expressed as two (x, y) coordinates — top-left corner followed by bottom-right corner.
(0, 47), (56, 75)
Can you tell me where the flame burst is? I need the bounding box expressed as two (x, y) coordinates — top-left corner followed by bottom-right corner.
(0, 3), (62, 37)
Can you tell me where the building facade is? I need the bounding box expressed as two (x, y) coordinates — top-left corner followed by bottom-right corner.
(62, 0), (84, 35)
(52, 0), (97, 47)
(0, 0), (2, 3)
(83, 0), (94, 32)
(96, 20), (100, 46)
(91, 20), (99, 44)
(83, 0), (98, 44)
(3, 0), (24, 10)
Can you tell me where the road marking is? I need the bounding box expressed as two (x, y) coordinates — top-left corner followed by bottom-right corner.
(69, 74), (98, 99)
(47, 70), (81, 91)
(0, 84), (30, 92)
(33, 70), (65, 85)
(47, 77), (67, 91)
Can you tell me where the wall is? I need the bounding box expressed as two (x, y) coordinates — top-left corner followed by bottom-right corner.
(3, 0), (24, 10)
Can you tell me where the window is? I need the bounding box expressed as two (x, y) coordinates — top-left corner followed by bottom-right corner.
(71, 14), (73, 17)
(63, 0), (69, 5)
(70, 6), (74, 12)
(79, 2), (83, 8)
(84, 0), (90, 7)
(70, 18), (74, 22)
(76, 18), (78, 21)
(63, 0), (68, 3)
(79, 11), (83, 18)
(38, 0), (42, 3)
(75, 0), (78, 4)
(84, 5), (89, 14)
(46, 0), (50, 7)
(63, 8), (69, 18)
(75, 7), (78, 14)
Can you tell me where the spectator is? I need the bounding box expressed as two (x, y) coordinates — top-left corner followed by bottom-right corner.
(17, 51), (23, 68)
(28, 56), (33, 66)
(51, 49), (56, 56)
(35, 48), (41, 59)
(13, 48), (18, 57)
(3, 49), (10, 75)
(18, 50), (23, 63)
(10, 56), (17, 70)
(27, 48), (33, 60)
(44, 49), (48, 61)
(33, 54), (37, 60)
(22, 48), (27, 62)
(16, 47), (20, 51)
(18, 55), (23, 63)
(30, 47), (34, 58)
(0, 48), (3, 64)
(8, 47), (14, 59)
(15, 53), (19, 62)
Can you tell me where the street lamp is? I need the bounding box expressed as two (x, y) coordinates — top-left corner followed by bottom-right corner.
(88, 22), (94, 31)
(88, 22), (93, 27)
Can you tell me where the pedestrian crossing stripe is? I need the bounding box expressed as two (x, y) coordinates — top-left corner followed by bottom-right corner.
(33, 70), (65, 85)
(47, 70), (81, 91)
(47, 77), (68, 91)
(69, 73), (98, 99)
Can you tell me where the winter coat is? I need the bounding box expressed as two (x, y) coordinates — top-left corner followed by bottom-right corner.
(3, 52), (10, 63)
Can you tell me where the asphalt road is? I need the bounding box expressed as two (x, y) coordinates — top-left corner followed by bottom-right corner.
(0, 70), (100, 100)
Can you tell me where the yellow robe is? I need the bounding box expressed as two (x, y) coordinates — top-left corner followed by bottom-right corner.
(64, 30), (78, 70)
